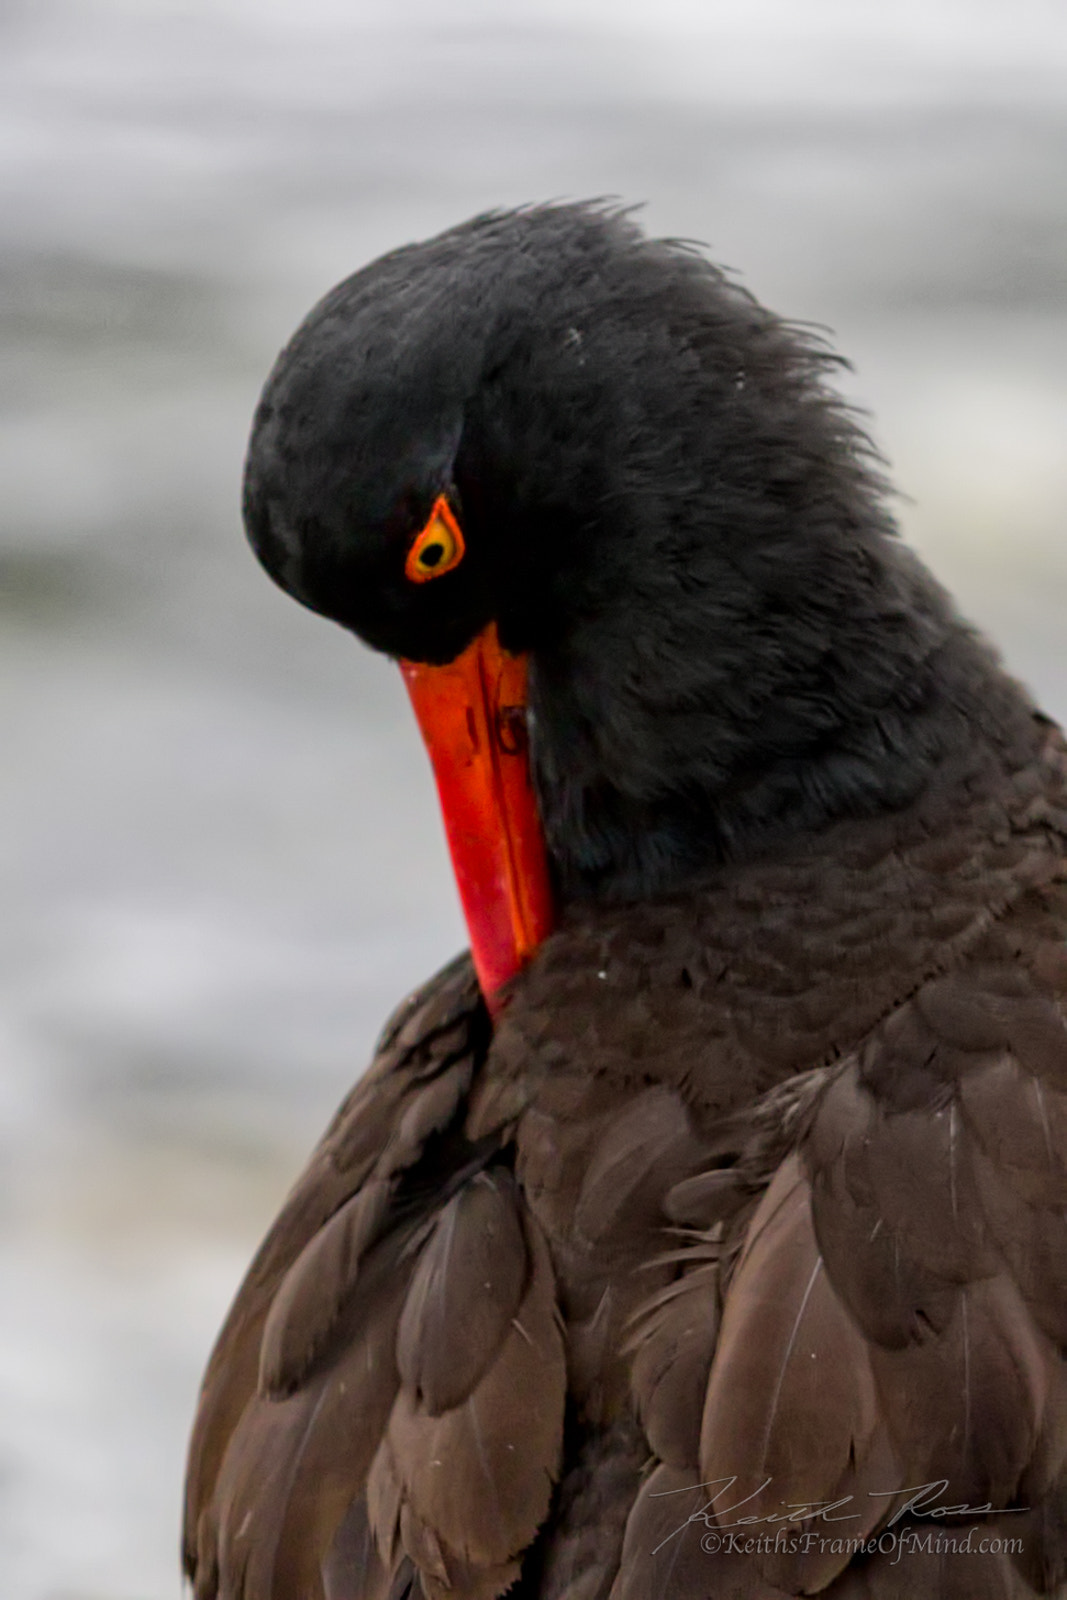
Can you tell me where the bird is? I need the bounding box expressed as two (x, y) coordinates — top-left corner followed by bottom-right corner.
(182, 203), (1067, 1600)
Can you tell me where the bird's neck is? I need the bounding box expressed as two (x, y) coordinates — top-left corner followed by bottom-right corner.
(529, 547), (1044, 905)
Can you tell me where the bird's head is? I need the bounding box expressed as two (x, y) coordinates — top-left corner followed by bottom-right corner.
(243, 203), (1007, 1010)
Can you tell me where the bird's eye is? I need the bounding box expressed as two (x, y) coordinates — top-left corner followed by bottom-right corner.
(405, 495), (466, 584)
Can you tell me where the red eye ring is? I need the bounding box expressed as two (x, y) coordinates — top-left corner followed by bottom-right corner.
(405, 495), (466, 584)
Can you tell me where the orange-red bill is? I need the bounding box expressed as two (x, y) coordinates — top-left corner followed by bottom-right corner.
(400, 623), (555, 1012)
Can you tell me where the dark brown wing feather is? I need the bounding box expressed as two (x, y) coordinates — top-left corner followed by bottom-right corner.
(699, 1156), (899, 1593)
(187, 743), (1067, 1600)
(533, 1411), (647, 1600)
(321, 1494), (396, 1600)
(186, 950), (570, 1600)
(183, 953), (495, 1599)
(208, 1232), (412, 1600)
(258, 1176), (393, 1399)
(256, 1049), (475, 1401)
(802, 944), (1067, 1596)
(395, 1168), (528, 1414)
(609, 1461), (793, 1600)
(626, 1258), (719, 1469)
(372, 1203), (565, 1589)
(611, 891), (1067, 1598)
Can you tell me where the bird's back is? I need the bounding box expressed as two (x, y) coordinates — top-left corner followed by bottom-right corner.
(185, 716), (1067, 1600)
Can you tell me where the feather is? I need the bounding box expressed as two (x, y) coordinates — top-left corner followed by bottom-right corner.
(184, 957), (485, 1588)
(1007, 1471), (1067, 1596)
(536, 1411), (647, 1600)
(366, 1435), (404, 1573)
(382, 1057), (474, 1172)
(804, 1059), (872, 1174)
(259, 1178), (392, 1399)
(868, 1273), (1052, 1506)
(184, 1144), (392, 1574)
(380, 1208), (565, 1583)
(914, 975), (1013, 1052)
(959, 1053), (1067, 1208)
(423, 1557), (523, 1600)
(990, 993), (1067, 1090)
(378, 951), (482, 1063)
(257, 1056), (477, 1401)
(322, 1496), (394, 1600)
(565, 1281), (639, 1426)
(970, 1143), (1067, 1348)
(404, 1506), (522, 1600)
(573, 1087), (699, 1247)
(184, 698), (1067, 1598)
(211, 1234), (413, 1600)
(870, 1267), (1055, 1504)
(806, 1065), (960, 1347)
(700, 1155), (900, 1593)
(858, 1099), (992, 1283)
(857, 1001), (949, 1112)
(514, 1106), (568, 1236)
(807, 1065), (967, 1349)
(826, 1526), (1037, 1599)
(609, 1461), (791, 1600)
(190, 1506), (220, 1600)
(464, 1070), (535, 1142)
(809, 1158), (960, 1349)
(187, 1299), (272, 1590)
(806, 1062), (994, 1345)
(396, 1168), (528, 1415)
(516, 1084), (699, 1429)
(399, 1503), (451, 1587)
(627, 1261), (719, 1469)
(664, 1167), (750, 1229)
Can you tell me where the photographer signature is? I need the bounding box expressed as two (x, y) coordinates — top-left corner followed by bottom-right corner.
(651, 1477), (1027, 1554)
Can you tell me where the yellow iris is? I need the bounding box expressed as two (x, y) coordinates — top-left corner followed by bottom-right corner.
(405, 496), (466, 584)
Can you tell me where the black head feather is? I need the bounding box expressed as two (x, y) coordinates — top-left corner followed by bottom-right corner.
(244, 202), (1039, 903)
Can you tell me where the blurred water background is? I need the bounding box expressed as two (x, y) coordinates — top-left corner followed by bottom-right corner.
(1, 1), (1065, 1594)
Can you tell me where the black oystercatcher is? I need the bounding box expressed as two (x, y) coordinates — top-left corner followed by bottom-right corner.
(183, 204), (1067, 1600)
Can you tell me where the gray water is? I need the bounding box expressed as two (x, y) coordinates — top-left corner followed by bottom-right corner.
(2, 2), (1065, 1595)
